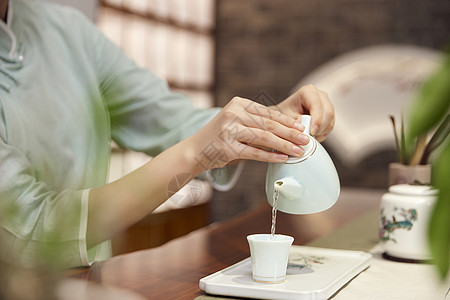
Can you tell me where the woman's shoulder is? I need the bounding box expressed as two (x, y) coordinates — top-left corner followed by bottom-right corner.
(13, 0), (91, 28)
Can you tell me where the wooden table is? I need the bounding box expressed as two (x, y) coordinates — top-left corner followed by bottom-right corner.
(69, 188), (383, 299)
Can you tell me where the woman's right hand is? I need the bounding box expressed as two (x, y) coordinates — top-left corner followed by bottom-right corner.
(186, 96), (310, 173)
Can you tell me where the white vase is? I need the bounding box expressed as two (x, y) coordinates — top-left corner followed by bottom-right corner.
(379, 184), (437, 261)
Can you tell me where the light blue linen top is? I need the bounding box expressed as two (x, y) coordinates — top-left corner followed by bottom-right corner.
(0, 0), (223, 267)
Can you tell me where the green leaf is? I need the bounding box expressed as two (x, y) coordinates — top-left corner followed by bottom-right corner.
(407, 55), (450, 146)
(421, 114), (450, 164)
(428, 141), (450, 279)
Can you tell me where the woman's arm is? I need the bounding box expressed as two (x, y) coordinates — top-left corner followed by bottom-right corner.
(87, 96), (311, 248)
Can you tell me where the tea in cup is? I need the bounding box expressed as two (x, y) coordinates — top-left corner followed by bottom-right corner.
(247, 234), (294, 283)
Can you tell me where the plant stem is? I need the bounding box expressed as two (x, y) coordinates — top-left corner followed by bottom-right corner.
(390, 115), (403, 164)
(410, 134), (428, 165)
(401, 116), (409, 164)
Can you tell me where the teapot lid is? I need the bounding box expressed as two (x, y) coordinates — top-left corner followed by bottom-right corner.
(286, 138), (317, 164)
(286, 115), (316, 164)
(389, 184), (438, 196)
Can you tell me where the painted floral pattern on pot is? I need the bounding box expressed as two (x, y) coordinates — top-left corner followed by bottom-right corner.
(379, 207), (418, 243)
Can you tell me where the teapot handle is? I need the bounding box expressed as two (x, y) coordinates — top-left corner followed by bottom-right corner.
(301, 115), (311, 136)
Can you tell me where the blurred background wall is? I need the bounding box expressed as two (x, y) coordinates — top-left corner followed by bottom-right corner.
(212, 0), (450, 222)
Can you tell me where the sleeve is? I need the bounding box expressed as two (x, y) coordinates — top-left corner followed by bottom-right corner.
(90, 21), (243, 188)
(0, 140), (93, 268)
(91, 21), (220, 155)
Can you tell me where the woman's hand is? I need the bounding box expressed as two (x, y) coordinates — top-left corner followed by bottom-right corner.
(277, 84), (335, 142)
(187, 85), (335, 172)
(86, 85), (335, 247)
(187, 96), (310, 172)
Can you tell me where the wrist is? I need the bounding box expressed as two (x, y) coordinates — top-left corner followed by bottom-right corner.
(185, 133), (230, 174)
(179, 135), (213, 176)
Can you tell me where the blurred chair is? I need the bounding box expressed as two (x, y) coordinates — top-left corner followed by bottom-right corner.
(292, 44), (442, 167)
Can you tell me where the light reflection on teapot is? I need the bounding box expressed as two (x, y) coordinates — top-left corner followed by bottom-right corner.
(265, 115), (340, 214)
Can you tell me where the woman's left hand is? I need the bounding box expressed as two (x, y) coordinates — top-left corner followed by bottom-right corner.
(276, 84), (335, 142)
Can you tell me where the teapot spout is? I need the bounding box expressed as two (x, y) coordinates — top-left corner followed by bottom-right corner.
(274, 177), (303, 200)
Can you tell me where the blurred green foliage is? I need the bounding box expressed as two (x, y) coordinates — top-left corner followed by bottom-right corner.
(407, 51), (450, 279)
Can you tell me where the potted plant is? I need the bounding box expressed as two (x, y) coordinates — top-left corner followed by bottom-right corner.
(405, 51), (450, 279)
(388, 113), (448, 186)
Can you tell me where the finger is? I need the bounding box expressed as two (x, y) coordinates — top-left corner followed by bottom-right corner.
(235, 97), (304, 131)
(316, 113), (335, 142)
(314, 91), (335, 138)
(294, 86), (324, 136)
(231, 125), (306, 157)
(226, 97), (308, 145)
(237, 143), (289, 163)
(299, 86), (334, 138)
(308, 103), (324, 137)
(238, 114), (310, 146)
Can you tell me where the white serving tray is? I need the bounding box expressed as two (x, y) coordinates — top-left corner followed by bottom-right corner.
(199, 245), (371, 300)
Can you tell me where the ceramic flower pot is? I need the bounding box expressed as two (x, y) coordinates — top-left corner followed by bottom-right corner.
(379, 184), (437, 262)
(388, 163), (431, 186)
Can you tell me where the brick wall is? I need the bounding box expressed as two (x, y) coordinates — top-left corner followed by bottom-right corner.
(215, 0), (450, 104)
(211, 0), (450, 222)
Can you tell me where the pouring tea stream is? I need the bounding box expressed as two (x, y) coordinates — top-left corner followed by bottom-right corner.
(266, 115), (340, 215)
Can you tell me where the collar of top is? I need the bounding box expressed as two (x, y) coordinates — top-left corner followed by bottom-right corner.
(0, 0), (24, 92)
(0, 0), (23, 63)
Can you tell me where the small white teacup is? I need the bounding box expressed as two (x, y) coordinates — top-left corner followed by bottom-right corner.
(247, 234), (294, 283)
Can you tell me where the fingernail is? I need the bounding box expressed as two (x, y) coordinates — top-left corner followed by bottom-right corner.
(298, 134), (309, 145)
(294, 122), (305, 131)
(293, 145), (304, 156)
(310, 125), (318, 136)
(275, 153), (288, 161)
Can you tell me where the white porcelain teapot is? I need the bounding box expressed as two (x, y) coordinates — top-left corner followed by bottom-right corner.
(265, 115), (340, 214)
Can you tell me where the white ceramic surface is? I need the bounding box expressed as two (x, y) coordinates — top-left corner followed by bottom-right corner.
(199, 245), (372, 300)
(379, 184), (437, 260)
(247, 234), (294, 283)
(266, 115), (340, 214)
